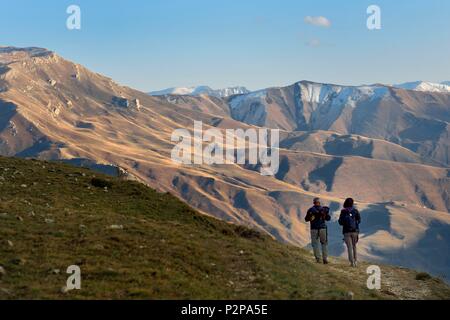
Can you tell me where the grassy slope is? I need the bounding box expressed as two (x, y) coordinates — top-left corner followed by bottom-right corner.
(0, 156), (449, 300)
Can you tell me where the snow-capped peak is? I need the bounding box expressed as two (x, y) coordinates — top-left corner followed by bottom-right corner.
(149, 86), (250, 98)
(394, 81), (450, 93)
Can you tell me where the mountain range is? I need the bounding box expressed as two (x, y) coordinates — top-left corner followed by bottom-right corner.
(1, 46), (449, 281)
(151, 81), (450, 96)
(149, 85), (250, 98)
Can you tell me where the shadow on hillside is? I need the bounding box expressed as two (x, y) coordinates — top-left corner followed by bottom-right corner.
(368, 220), (450, 282)
(323, 136), (374, 158)
(0, 100), (16, 133)
(233, 190), (284, 242)
(326, 203), (393, 257)
(15, 138), (55, 158)
(308, 158), (343, 192)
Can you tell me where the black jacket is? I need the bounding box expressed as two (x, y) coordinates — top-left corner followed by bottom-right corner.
(338, 207), (361, 234)
(305, 206), (331, 230)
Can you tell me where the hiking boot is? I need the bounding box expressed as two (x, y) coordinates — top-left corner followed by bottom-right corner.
(323, 259), (329, 265)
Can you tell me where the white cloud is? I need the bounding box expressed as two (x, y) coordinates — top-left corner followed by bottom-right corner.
(304, 16), (331, 28)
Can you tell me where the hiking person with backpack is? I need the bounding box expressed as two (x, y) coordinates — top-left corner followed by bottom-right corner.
(305, 198), (331, 264)
(338, 198), (361, 267)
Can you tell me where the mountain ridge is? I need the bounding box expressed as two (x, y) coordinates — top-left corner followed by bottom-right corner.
(224, 80), (450, 166)
(394, 81), (450, 93)
(150, 80), (450, 99)
(150, 85), (250, 98)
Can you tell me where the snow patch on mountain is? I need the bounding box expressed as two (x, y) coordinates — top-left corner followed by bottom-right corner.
(300, 82), (338, 104)
(298, 82), (388, 107)
(229, 89), (267, 110)
(395, 81), (450, 93)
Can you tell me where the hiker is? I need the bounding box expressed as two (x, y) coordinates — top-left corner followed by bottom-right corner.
(305, 198), (331, 264)
(338, 198), (361, 267)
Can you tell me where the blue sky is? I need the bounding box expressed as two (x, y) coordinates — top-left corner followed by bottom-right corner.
(1, 0), (449, 91)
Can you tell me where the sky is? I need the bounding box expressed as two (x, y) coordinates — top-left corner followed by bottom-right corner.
(1, 0), (450, 91)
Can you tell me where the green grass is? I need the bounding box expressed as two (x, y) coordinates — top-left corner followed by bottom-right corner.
(0, 156), (449, 300)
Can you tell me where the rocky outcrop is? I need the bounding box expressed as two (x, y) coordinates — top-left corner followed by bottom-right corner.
(112, 96), (141, 110)
(112, 96), (129, 108)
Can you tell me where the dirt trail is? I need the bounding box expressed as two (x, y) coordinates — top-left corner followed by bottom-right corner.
(325, 258), (434, 300)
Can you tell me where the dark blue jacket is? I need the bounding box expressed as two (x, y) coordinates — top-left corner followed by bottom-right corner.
(338, 207), (361, 234)
(305, 206), (331, 230)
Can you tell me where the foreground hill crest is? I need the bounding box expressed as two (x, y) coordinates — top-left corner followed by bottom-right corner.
(0, 156), (449, 299)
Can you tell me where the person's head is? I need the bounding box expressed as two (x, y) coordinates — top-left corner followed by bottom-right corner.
(313, 198), (321, 206)
(343, 198), (354, 209)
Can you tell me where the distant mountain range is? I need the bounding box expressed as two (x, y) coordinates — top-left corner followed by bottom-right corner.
(150, 81), (450, 98)
(1, 46), (450, 280)
(149, 85), (250, 98)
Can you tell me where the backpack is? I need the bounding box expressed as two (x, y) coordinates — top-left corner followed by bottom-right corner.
(343, 208), (358, 232)
(310, 206), (330, 221)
